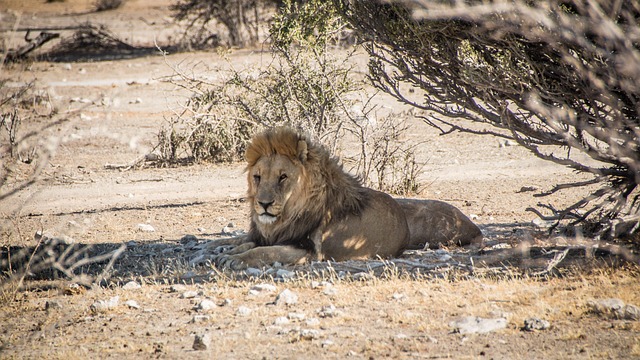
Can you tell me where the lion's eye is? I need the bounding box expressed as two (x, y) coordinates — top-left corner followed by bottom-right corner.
(279, 174), (288, 183)
(253, 175), (261, 183)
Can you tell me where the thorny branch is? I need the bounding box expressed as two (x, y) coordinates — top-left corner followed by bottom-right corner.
(339, 0), (640, 237)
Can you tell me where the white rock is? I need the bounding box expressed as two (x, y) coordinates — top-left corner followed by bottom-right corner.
(317, 305), (342, 318)
(288, 312), (306, 321)
(275, 289), (298, 306)
(181, 291), (199, 299)
(299, 329), (320, 340)
(323, 287), (338, 296)
(245, 268), (262, 277)
(169, 284), (187, 293)
(237, 306), (253, 316)
(305, 318), (320, 326)
(194, 299), (216, 311)
(276, 269), (295, 280)
(251, 283), (277, 293)
(90, 296), (120, 313)
(449, 316), (507, 334)
(137, 223), (155, 232)
(274, 316), (290, 325)
(321, 340), (334, 348)
(122, 281), (141, 290)
(124, 300), (140, 309)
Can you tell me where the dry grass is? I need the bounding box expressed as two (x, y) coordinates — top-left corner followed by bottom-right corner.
(2, 266), (637, 358)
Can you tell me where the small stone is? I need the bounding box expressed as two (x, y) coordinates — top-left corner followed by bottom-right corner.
(305, 318), (320, 326)
(317, 305), (342, 318)
(251, 283), (277, 293)
(190, 315), (211, 323)
(124, 300), (141, 309)
(137, 223), (155, 232)
(438, 254), (452, 262)
(276, 269), (296, 280)
(275, 289), (298, 306)
(352, 272), (374, 281)
(45, 300), (62, 311)
(237, 306), (253, 316)
(449, 316), (507, 334)
(169, 284), (187, 293)
(245, 268), (262, 277)
(194, 299), (216, 311)
(193, 333), (211, 350)
(122, 281), (141, 290)
(181, 291), (199, 299)
(523, 318), (550, 331)
(392, 293), (406, 301)
(299, 329), (320, 340)
(323, 287), (338, 296)
(274, 316), (290, 325)
(90, 296), (120, 313)
(288, 312), (306, 321)
(321, 340), (334, 348)
(587, 299), (640, 320)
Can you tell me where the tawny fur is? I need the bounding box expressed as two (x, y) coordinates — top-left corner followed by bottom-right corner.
(245, 128), (369, 250)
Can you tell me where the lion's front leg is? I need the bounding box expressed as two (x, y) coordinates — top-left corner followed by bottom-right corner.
(205, 235), (251, 255)
(215, 246), (310, 270)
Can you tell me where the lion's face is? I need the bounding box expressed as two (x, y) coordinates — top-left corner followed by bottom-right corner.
(248, 154), (306, 227)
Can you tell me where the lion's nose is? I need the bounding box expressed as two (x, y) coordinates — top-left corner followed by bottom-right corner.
(258, 201), (273, 211)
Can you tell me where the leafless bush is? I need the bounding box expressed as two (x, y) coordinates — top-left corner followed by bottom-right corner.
(339, 0), (640, 237)
(0, 79), (126, 298)
(171, 0), (279, 49)
(157, 0), (423, 194)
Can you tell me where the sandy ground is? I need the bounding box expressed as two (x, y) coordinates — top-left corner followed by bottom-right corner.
(1, 1), (639, 359)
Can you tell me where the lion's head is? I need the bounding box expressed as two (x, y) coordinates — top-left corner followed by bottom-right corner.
(244, 127), (364, 248)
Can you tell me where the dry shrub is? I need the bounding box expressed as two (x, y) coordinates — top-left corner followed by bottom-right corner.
(339, 0), (640, 237)
(171, 0), (278, 49)
(157, 0), (423, 194)
(0, 79), (127, 299)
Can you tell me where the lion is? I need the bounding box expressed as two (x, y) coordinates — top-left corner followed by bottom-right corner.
(212, 127), (482, 270)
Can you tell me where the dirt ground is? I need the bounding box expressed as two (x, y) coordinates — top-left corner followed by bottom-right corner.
(1, 1), (639, 359)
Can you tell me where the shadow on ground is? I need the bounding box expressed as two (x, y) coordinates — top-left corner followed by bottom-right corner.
(2, 223), (637, 292)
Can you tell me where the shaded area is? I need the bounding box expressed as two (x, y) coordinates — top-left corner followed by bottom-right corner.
(39, 24), (179, 62)
(2, 223), (638, 292)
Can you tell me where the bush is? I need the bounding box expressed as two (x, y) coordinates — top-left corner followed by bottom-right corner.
(338, 0), (640, 237)
(157, 0), (423, 194)
(171, 0), (279, 49)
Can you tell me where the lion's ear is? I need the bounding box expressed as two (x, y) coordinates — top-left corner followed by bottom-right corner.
(297, 139), (308, 163)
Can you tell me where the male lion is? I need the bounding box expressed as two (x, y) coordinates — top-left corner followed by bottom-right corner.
(213, 127), (410, 270)
(212, 127), (482, 270)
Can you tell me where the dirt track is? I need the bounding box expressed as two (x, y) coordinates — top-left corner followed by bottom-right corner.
(1, 1), (639, 359)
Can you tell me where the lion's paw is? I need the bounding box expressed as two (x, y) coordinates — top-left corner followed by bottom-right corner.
(214, 254), (248, 271)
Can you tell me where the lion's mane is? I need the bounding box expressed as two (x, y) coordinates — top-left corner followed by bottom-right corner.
(245, 128), (369, 250)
